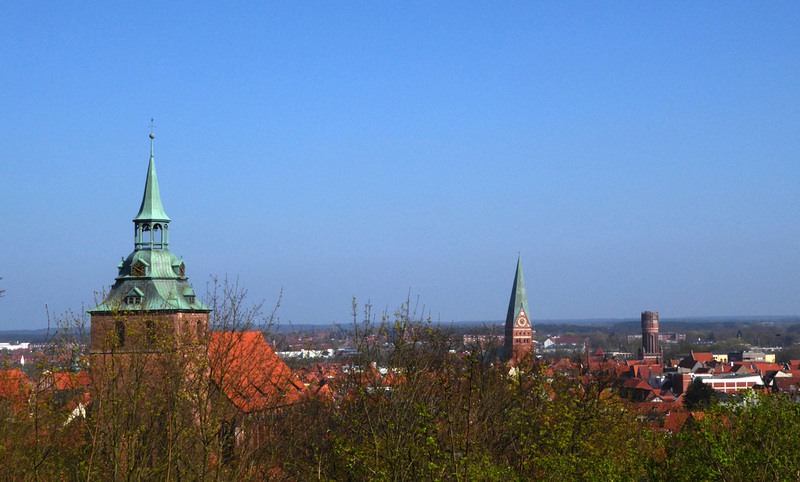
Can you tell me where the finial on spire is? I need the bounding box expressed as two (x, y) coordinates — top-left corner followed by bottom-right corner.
(149, 118), (156, 157)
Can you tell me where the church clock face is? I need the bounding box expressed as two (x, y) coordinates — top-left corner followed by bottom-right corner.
(516, 311), (529, 327)
(132, 261), (146, 277)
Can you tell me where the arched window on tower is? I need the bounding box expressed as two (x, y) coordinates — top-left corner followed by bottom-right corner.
(115, 321), (126, 348)
(142, 223), (151, 241)
(146, 320), (156, 346)
(153, 224), (163, 248)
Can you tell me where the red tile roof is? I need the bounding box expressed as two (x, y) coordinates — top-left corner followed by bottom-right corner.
(52, 371), (91, 391)
(774, 375), (800, 394)
(0, 369), (30, 409)
(662, 412), (692, 433)
(692, 352), (714, 363)
(210, 331), (304, 412)
(751, 363), (782, 375)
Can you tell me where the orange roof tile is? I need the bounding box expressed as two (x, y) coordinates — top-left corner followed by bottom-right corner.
(210, 331), (304, 412)
(663, 412), (691, 433)
(52, 371), (91, 391)
(0, 369), (31, 409)
(692, 352), (714, 363)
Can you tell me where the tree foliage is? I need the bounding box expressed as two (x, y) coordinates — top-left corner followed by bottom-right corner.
(683, 378), (716, 411)
(651, 393), (800, 481)
(5, 288), (800, 480)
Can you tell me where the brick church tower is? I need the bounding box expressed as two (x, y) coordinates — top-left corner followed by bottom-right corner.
(89, 133), (211, 357)
(503, 256), (533, 361)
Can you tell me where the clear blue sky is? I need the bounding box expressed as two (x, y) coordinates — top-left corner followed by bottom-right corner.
(1, 3), (799, 330)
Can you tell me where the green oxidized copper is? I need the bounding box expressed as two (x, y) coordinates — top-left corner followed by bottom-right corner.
(505, 255), (530, 329)
(90, 134), (210, 313)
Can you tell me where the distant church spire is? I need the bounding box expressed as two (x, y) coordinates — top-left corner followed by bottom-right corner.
(133, 133), (170, 249)
(504, 255), (533, 360)
(506, 255), (529, 324)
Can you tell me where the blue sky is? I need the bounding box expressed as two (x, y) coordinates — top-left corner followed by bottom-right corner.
(1, 3), (799, 330)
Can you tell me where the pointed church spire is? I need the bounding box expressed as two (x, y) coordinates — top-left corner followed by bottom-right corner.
(504, 255), (533, 360)
(133, 133), (170, 249)
(506, 255), (530, 324)
(133, 133), (170, 223)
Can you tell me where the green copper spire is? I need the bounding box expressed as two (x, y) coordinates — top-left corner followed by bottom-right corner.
(505, 255), (530, 330)
(503, 254), (533, 360)
(133, 133), (170, 224)
(133, 133), (171, 250)
(90, 131), (209, 314)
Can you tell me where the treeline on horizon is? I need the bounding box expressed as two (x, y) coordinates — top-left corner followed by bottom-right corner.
(3, 291), (800, 481)
(4, 314), (800, 343)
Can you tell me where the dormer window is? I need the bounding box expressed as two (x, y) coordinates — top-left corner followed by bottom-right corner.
(125, 288), (144, 305)
(183, 286), (196, 305)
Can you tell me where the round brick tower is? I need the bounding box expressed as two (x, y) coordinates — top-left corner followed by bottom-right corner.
(641, 311), (659, 355)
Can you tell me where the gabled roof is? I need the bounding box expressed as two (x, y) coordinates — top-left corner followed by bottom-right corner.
(663, 412), (692, 434)
(678, 358), (704, 371)
(209, 331), (304, 412)
(622, 378), (654, 391)
(692, 352), (714, 363)
(774, 375), (800, 394)
(751, 362), (782, 375)
(730, 363), (752, 374)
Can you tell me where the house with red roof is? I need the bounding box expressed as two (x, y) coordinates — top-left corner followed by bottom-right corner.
(0, 369), (31, 413)
(210, 331), (304, 413)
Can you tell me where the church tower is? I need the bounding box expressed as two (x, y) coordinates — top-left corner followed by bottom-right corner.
(89, 133), (211, 355)
(503, 256), (533, 361)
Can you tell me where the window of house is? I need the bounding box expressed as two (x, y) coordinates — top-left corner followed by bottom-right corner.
(126, 295), (143, 305)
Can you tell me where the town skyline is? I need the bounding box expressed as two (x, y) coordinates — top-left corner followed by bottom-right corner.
(2, 3), (799, 330)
